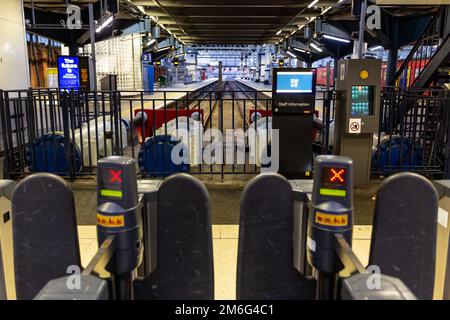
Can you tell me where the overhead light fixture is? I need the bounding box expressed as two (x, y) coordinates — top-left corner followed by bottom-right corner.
(323, 34), (351, 43)
(276, 30), (282, 35)
(287, 51), (296, 58)
(310, 42), (323, 53)
(291, 30), (297, 35)
(293, 47), (307, 53)
(370, 46), (383, 51)
(157, 45), (172, 52)
(96, 15), (114, 33)
(322, 6), (332, 14)
(308, 0), (319, 8)
(147, 38), (157, 47)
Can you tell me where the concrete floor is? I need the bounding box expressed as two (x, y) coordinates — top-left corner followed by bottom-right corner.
(77, 224), (372, 300)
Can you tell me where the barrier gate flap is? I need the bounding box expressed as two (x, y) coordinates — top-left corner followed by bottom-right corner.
(237, 173), (315, 299)
(134, 174), (214, 300)
(12, 173), (81, 300)
(369, 172), (438, 300)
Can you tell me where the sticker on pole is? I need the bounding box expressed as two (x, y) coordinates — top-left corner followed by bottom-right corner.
(348, 118), (361, 134)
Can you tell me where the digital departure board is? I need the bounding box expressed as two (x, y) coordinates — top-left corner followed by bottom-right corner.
(351, 85), (374, 116)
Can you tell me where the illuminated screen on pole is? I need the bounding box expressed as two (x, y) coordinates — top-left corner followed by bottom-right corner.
(351, 85), (374, 116)
(99, 166), (123, 199)
(320, 166), (347, 197)
(57, 56), (80, 89)
(276, 71), (314, 93)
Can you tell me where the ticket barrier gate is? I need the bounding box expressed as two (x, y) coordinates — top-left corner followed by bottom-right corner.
(10, 156), (213, 300)
(0, 181), (16, 300)
(429, 180), (450, 299)
(237, 155), (421, 300)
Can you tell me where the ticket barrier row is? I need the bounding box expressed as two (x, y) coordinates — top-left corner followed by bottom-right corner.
(0, 155), (441, 300)
(237, 155), (438, 300)
(7, 156), (213, 300)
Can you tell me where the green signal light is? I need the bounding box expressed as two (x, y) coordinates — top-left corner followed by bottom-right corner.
(320, 188), (346, 197)
(100, 189), (123, 198)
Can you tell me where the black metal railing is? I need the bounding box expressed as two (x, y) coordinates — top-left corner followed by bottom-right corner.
(391, 7), (443, 88)
(1, 84), (449, 180)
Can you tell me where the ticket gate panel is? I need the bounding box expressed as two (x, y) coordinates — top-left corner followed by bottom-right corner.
(134, 174), (214, 300)
(237, 173), (315, 299)
(369, 173), (438, 300)
(431, 180), (450, 299)
(12, 173), (81, 300)
(0, 180), (16, 300)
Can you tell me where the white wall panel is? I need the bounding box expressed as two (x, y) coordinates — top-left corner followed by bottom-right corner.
(0, 0), (30, 90)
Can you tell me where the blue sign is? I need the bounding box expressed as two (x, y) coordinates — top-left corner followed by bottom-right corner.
(142, 53), (152, 63)
(57, 56), (80, 89)
(276, 71), (314, 93)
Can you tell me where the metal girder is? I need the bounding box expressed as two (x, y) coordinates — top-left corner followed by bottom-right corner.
(412, 34), (450, 89)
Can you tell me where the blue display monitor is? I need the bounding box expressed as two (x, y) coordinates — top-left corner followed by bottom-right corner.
(276, 71), (314, 94)
(57, 56), (80, 89)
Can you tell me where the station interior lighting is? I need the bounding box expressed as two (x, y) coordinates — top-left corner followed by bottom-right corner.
(157, 45), (172, 52)
(323, 34), (351, 43)
(276, 30), (282, 35)
(293, 47), (307, 53)
(286, 51), (296, 58)
(310, 42), (323, 53)
(370, 46), (384, 51)
(308, 0), (319, 8)
(96, 15), (114, 33)
(147, 38), (157, 47)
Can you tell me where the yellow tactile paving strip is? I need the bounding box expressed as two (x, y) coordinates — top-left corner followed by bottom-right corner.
(77, 224), (372, 300)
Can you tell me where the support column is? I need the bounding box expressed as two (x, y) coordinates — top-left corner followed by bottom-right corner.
(386, 48), (398, 87)
(0, 0), (30, 89)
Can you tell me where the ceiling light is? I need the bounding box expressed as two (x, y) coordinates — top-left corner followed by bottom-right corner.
(276, 30), (282, 35)
(308, 0), (319, 8)
(291, 30), (297, 35)
(293, 47), (307, 53)
(96, 15), (114, 33)
(287, 51), (296, 58)
(157, 45), (172, 52)
(322, 6), (332, 14)
(310, 42), (323, 52)
(323, 34), (351, 43)
(370, 46), (383, 51)
(147, 38), (157, 47)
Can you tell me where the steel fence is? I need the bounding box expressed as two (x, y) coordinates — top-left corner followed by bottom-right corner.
(1, 84), (449, 179)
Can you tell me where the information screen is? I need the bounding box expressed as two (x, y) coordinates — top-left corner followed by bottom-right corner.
(99, 166), (123, 199)
(351, 85), (374, 116)
(57, 56), (80, 89)
(276, 71), (314, 93)
(320, 166), (347, 197)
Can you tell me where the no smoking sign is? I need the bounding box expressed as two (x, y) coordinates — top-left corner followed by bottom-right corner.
(348, 118), (361, 134)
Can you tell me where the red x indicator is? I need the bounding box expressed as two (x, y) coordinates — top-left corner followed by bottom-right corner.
(109, 169), (122, 183)
(330, 168), (345, 183)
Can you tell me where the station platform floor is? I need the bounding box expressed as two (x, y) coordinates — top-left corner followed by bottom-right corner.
(235, 79), (272, 97)
(120, 78), (218, 118)
(77, 224), (372, 300)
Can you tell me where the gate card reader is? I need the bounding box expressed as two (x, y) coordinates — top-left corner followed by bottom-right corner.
(307, 155), (353, 276)
(97, 156), (143, 276)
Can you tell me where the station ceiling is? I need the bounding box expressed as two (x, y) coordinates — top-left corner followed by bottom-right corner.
(131, 0), (342, 44)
